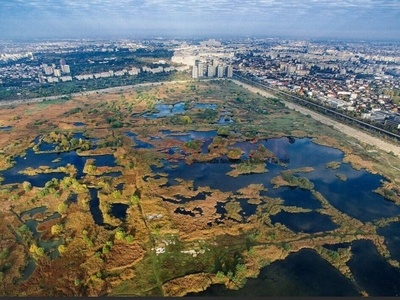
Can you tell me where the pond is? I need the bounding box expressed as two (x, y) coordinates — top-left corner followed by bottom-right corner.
(174, 192), (212, 204)
(322, 242), (352, 251)
(160, 130), (217, 154)
(143, 102), (186, 118)
(20, 206), (47, 218)
(193, 103), (217, 110)
(174, 207), (196, 217)
(110, 203), (129, 221)
(125, 132), (155, 149)
(217, 116), (235, 124)
(17, 258), (36, 284)
(89, 188), (104, 225)
(270, 211), (339, 234)
(236, 198), (258, 219)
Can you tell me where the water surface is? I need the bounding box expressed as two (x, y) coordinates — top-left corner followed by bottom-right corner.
(188, 249), (360, 296)
(270, 211), (339, 234)
(347, 240), (400, 296)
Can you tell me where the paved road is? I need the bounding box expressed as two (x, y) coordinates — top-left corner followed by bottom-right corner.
(0, 80), (190, 107)
(232, 79), (400, 157)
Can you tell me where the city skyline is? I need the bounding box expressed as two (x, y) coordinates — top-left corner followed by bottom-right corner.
(1, 0), (400, 41)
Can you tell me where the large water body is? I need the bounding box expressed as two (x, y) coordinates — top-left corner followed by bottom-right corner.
(151, 136), (400, 223)
(187, 249), (360, 296)
(378, 222), (400, 263)
(347, 240), (400, 296)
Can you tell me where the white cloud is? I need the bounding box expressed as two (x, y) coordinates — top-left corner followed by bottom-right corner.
(0, 0), (399, 39)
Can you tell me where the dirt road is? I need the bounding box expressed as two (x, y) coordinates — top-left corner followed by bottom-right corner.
(232, 79), (400, 157)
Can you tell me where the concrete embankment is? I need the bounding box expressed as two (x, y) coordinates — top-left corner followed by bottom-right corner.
(231, 79), (400, 157)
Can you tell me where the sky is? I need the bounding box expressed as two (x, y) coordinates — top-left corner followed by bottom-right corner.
(0, 0), (400, 41)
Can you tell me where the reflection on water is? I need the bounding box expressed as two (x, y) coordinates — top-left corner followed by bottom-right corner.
(377, 222), (400, 263)
(152, 159), (284, 192)
(193, 103), (217, 110)
(20, 206), (47, 218)
(153, 137), (400, 223)
(263, 187), (322, 210)
(217, 116), (235, 124)
(17, 258), (36, 284)
(307, 163), (400, 222)
(174, 192), (211, 203)
(89, 188), (103, 225)
(236, 198), (258, 218)
(347, 240), (400, 296)
(0, 148), (117, 186)
(125, 132), (155, 149)
(270, 211), (339, 234)
(188, 249), (360, 296)
(110, 203), (129, 220)
(322, 242), (351, 251)
(143, 102), (186, 118)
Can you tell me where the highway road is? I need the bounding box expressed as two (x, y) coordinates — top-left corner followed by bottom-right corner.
(231, 79), (400, 157)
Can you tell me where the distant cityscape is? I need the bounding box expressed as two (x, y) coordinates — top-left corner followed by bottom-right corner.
(1, 37), (400, 130)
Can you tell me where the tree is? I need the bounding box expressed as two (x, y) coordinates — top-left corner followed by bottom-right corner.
(58, 245), (67, 254)
(51, 224), (63, 235)
(112, 190), (122, 199)
(57, 202), (68, 215)
(125, 235), (134, 243)
(22, 181), (32, 192)
(115, 228), (126, 240)
(35, 247), (45, 257)
(130, 195), (139, 205)
(102, 245), (110, 254)
(180, 115), (192, 124)
(216, 271), (225, 280)
(0, 248), (10, 260)
(18, 225), (29, 234)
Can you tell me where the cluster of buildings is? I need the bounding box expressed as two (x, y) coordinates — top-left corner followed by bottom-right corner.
(39, 59), (72, 83)
(192, 60), (233, 79)
(234, 39), (400, 128)
(2, 38), (400, 130)
(1, 53), (189, 84)
(73, 64), (188, 81)
(0, 39), (186, 87)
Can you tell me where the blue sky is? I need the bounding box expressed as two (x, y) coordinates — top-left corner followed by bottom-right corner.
(0, 0), (399, 40)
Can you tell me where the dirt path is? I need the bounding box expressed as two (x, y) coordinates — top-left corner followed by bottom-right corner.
(232, 79), (400, 157)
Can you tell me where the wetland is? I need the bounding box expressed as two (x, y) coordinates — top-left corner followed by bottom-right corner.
(1, 79), (400, 296)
